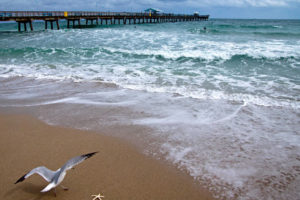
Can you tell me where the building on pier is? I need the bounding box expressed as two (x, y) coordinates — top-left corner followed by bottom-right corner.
(144, 8), (162, 16)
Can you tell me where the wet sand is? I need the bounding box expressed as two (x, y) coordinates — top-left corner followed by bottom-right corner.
(0, 114), (214, 200)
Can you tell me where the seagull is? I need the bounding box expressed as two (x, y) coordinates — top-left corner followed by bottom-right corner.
(15, 152), (98, 196)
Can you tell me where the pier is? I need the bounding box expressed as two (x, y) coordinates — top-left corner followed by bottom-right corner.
(0, 11), (209, 32)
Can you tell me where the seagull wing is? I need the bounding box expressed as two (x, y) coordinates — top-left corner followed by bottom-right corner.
(61, 152), (98, 172)
(15, 166), (56, 184)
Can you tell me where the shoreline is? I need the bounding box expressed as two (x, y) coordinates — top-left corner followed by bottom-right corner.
(0, 113), (214, 200)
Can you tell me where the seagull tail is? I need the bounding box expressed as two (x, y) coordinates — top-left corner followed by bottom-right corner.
(41, 183), (56, 192)
(15, 174), (26, 184)
(83, 151), (98, 159)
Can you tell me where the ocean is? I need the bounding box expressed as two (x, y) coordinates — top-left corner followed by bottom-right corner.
(0, 19), (299, 199)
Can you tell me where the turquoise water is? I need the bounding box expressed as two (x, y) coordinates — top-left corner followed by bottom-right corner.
(1, 19), (300, 107)
(1, 19), (300, 199)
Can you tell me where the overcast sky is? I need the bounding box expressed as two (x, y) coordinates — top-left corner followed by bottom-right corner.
(1, 0), (300, 19)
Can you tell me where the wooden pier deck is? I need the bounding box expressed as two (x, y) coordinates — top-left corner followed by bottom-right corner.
(0, 11), (209, 31)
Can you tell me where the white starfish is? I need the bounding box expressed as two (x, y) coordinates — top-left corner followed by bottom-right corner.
(91, 193), (105, 200)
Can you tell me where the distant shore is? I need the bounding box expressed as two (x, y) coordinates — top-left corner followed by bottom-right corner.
(0, 113), (214, 200)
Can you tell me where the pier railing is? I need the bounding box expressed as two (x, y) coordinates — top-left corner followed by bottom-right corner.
(0, 11), (208, 19)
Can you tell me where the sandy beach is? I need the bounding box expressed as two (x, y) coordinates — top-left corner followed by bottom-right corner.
(0, 113), (214, 200)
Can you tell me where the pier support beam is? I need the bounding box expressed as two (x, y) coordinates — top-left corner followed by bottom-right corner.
(84, 18), (98, 26)
(56, 20), (60, 30)
(45, 19), (60, 30)
(17, 20), (33, 32)
(23, 22), (27, 31)
(29, 21), (33, 31)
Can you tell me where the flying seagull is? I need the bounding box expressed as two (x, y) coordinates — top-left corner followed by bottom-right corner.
(15, 152), (98, 196)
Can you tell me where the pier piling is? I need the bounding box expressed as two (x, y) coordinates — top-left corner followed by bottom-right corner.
(56, 20), (60, 30)
(23, 22), (27, 31)
(16, 20), (33, 32)
(29, 20), (33, 31)
(45, 20), (60, 30)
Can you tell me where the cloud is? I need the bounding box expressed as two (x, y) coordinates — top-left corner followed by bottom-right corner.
(165, 0), (300, 7)
(194, 0), (290, 7)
